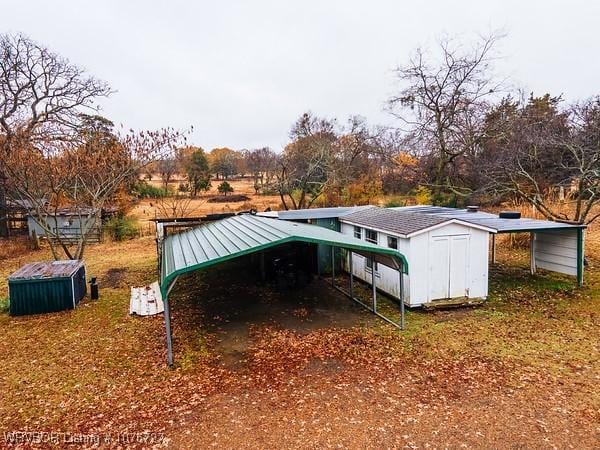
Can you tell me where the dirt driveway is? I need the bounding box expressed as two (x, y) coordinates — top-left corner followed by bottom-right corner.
(166, 263), (599, 449)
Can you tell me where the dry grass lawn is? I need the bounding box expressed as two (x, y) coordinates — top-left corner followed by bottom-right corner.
(0, 226), (598, 448)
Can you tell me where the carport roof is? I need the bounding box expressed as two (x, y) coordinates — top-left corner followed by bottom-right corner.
(256, 205), (372, 221)
(160, 214), (408, 295)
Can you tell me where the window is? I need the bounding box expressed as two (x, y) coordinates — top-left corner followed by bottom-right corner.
(366, 258), (378, 272)
(353, 226), (362, 239)
(365, 229), (377, 244)
(387, 236), (398, 249)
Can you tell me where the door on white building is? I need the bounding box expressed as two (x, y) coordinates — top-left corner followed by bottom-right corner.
(428, 235), (469, 301)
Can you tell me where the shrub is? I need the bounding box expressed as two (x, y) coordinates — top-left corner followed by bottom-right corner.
(132, 181), (168, 199)
(217, 181), (234, 196)
(414, 185), (433, 205)
(259, 185), (279, 195)
(0, 297), (9, 314)
(104, 216), (139, 241)
(433, 192), (461, 208)
(384, 196), (408, 208)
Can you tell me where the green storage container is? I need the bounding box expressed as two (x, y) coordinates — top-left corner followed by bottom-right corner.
(8, 260), (87, 316)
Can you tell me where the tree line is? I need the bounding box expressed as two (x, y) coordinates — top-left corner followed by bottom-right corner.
(1, 31), (599, 261)
(267, 32), (600, 224)
(166, 32), (600, 224)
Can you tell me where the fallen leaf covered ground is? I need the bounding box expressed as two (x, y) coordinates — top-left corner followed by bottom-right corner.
(0, 234), (598, 449)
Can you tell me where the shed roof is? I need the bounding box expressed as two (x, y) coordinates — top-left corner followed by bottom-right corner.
(342, 207), (451, 236)
(160, 214), (408, 295)
(390, 206), (586, 233)
(9, 260), (84, 280)
(340, 207), (495, 237)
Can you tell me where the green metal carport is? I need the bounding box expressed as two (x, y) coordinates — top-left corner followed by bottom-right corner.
(160, 214), (408, 366)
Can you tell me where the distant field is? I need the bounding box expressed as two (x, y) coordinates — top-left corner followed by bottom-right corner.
(131, 177), (283, 222)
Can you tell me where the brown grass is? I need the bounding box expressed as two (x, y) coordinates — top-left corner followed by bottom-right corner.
(0, 200), (598, 448)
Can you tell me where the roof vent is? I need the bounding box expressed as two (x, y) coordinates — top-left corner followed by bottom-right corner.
(499, 211), (521, 219)
(466, 205), (479, 213)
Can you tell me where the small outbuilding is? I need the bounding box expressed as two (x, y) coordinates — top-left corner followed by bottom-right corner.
(8, 260), (87, 316)
(340, 207), (495, 307)
(27, 209), (101, 243)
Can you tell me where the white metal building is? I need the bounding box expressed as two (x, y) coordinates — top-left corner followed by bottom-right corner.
(339, 207), (495, 307)
(392, 206), (586, 286)
(261, 205), (586, 308)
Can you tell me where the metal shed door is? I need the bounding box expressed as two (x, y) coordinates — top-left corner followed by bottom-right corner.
(449, 235), (469, 298)
(429, 236), (450, 300)
(429, 235), (469, 300)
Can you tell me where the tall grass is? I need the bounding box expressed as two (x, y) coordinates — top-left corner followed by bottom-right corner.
(0, 297), (9, 313)
(133, 181), (168, 199)
(104, 216), (139, 241)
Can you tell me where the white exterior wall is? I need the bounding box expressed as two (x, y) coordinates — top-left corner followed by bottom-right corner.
(533, 230), (579, 276)
(27, 215), (98, 238)
(341, 221), (490, 307)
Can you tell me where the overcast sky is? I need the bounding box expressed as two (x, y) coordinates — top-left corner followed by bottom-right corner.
(3, 0), (599, 150)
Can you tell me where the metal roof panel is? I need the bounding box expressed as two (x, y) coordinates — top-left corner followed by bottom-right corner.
(9, 260), (84, 280)
(261, 205), (374, 221)
(160, 214), (408, 294)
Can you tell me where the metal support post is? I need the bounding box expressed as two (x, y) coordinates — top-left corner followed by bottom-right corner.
(163, 276), (179, 367)
(331, 246), (335, 287)
(349, 250), (354, 298)
(399, 262), (405, 329)
(530, 232), (536, 275)
(371, 255), (377, 312)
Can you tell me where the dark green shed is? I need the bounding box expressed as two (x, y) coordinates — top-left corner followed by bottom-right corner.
(8, 260), (87, 316)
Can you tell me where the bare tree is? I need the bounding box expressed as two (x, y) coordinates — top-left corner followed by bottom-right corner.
(155, 194), (200, 219)
(0, 33), (112, 237)
(275, 113), (336, 209)
(5, 124), (186, 259)
(157, 156), (179, 190)
(388, 32), (504, 200)
(244, 147), (278, 193)
(482, 95), (600, 224)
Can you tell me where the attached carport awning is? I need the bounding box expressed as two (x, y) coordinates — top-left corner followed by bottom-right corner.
(159, 214), (408, 365)
(160, 214), (407, 296)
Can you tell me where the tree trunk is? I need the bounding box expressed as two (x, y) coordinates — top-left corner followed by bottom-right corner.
(0, 175), (8, 238)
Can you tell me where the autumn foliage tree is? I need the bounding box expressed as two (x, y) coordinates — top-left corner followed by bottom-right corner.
(276, 113), (388, 209)
(209, 147), (241, 180)
(0, 33), (186, 258)
(6, 121), (185, 259)
(0, 32), (112, 238)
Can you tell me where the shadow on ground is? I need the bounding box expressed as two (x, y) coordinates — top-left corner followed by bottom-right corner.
(169, 258), (378, 369)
